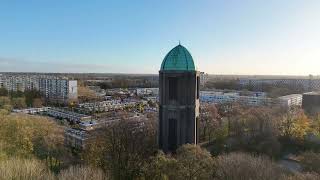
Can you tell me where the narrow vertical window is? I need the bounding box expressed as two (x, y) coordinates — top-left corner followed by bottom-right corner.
(169, 77), (178, 100)
(168, 118), (177, 151)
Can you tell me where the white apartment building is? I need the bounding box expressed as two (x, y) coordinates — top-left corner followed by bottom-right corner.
(39, 78), (77, 103)
(12, 107), (50, 114)
(278, 94), (303, 108)
(200, 72), (209, 86)
(47, 108), (92, 123)
(200, 91), (302, 108)
(0, 74), (39, 92)
(0, 74), (77, 103)
(200, 91), (278, 106)
(136, 88), (159, 96)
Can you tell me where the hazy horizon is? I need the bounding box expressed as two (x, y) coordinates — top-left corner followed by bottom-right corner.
(1, 0), (320, 75)
(1, 71), (319, 78)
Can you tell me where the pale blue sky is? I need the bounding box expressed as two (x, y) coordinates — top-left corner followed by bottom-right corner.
(0, 0), (320, 75)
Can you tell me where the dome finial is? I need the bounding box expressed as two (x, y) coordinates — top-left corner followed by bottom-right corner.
(179, 40), (181, 45)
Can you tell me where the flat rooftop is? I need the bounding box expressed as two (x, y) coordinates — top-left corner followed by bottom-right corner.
(304, 92), (320, 95)
(278, 94), (302, 99)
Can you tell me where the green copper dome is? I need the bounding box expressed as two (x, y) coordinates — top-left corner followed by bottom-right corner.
(161, 45), (196, 71)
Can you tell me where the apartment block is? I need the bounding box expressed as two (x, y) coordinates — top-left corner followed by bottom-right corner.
(39, 78), (77, 103)
(239, 78), (320, 91)
(278, 94), (303, 108)
(0, 74), (39, 91)
(200, 72), (209, 86)
(0, 74), (77, 103)
(200, 91), (278, 106)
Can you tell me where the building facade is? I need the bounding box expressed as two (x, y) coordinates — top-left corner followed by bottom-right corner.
(39, 78), (77, 103)
(0, 74), (39, 92)
(0, 74), (77, 103)
(47, 108), (92, 123)
(278, 94), (303, 108)
(64, 128), (90, 149)
(302, 92), (320, 114)
(200, 91), (302, 108)
(200, 91), (276, 106)
(136, 88), (159, 96)
(159, 45), (200, 152)
(200, 72), (208, 86)
(239, 78), (320, 91)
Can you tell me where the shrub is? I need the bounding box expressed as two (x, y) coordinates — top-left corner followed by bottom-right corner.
(58, 165), (108, 180)
(214, 152), (286, 180)
(142, 151), (178, 180)
(175, 144), (215, 180)
(0, 114), (64, 159)
(300, 151), (320, 174)
(142, 145), (215, 180)
(0, 158), (54, 180)
(282, 172), (320, 180)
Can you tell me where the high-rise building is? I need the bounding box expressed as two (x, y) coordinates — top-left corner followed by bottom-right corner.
(39, 78), (78, 103)
(0, 74), (39, 92)
(0, 74), (77, 103)
(159, 45), (200, 152)
(200, 72), (208, 86)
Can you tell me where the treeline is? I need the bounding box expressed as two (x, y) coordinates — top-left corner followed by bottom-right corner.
(89, 78), (157, 89)
(201, 104), (320, 157)
(2, 103), (320, 179)
(0, 110), (107, 179)
(70, 106), (320, 179)
(205, 80), (240, 90)
(2, 145), (320, 179)
(0, 87), (44, 109)
(0, 112), (66, 170)
(244, 83), (305, 98)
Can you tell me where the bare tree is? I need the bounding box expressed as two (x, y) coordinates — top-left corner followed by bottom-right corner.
(84, 115), (157, 180)
(214, 152), (286, 180)
(200, 103), (221, 142)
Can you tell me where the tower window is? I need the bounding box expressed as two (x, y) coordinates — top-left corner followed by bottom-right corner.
(168, 77), (178, 100)
(168, 118), (177, 151)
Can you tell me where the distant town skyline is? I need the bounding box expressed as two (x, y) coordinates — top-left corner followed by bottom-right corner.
(0, 0), (320, 75)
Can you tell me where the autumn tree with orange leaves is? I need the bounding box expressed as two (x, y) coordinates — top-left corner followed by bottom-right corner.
(280, 108), (311, 141)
